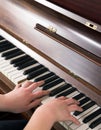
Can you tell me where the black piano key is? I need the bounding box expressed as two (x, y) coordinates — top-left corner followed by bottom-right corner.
(49, 83), (72, 96)
(74, 101), (96, 116)
(17, 59), (37, 70)
(23, 64), (44, 75)
(43, 78), (64, 90)
(0, 40), (11, 47)
(39, 75), (59, 87)
(89, 117), (101, 129)
(27, 67), (49, 80)
(10, 55), (29, 64)
(13, 56), (33, 67)
(5, 50), (24, 60)
(83, 108), (101, 123)
(0, 43), (15, 52)
(1, 48), (17, 57)
(1, 48), (21, 57)
(73, 93), (85, 100)
(79, 97), (90, 106)
(56, 87), (77, 97)
(34, 72), (55, 82)
(0, 35), (5, 40)
(45, 75), (59, 84)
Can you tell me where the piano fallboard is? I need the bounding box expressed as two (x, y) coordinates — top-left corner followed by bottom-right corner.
(0, 0), (101, 130)
(0, 0), (101, 90)
(0, 30), (101, 130)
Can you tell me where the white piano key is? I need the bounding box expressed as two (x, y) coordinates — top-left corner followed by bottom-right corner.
(0, 57), (5, 61)
(42, 84), (73, 104)
(87, 124), (101, 130)
(31, 71), (50, 81)
(3, 59), (39, 77)
(8, 64), (40, 80)
(42, 82), (68, 105)
(1, 64), (13, 71)
(69, 106), (100, 130)
(53, 84), (73, 95)
(42, 95), (57, 105)
(59, 121), (70, 130)
(11, 72), (24, 80)
(7, 62), (40, 77)
(0, 39), (6, 42)
(9, 53), (26, 60)
(75, 104), (98, 120)
(5, 67), (17, 77)
(66, 91), (80, 98)
(0, 62), (11, 71)
(49, 81), (66, 91)
(9, 69), (24, 77)
(80, 101), (91, 109)
(75, 114), (101, 130)
(22, 63), (40, 71)
(0, 47), (17, 55)
(59, 105), (100, 130)
(0, 60), (6, 66)
(13, 75), (27, 84)
(2, 54), (26, 64)
(58, 102), (95, 129)
(0, 53), (25, 68)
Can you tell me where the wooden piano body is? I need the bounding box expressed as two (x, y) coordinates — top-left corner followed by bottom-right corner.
(0, 0), (101, 130)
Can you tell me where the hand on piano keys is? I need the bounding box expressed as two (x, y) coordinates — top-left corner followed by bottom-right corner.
(0, 80), (49, 113)
(0, 34), (101, 130)
(24, 97), (83, 130)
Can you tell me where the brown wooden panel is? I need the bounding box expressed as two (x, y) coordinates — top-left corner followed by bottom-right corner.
(0, 0), (101, 105)
(48, 0), (101, 25)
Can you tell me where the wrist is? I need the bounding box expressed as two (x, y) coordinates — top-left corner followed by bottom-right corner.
(35, 105), (56, 124)
(0, 94), (13, 112)
(25, 106), (56, 130)
(0, 94), (8, 111)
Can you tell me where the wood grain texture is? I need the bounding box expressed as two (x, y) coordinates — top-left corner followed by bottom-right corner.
(48, 0), (101, 25)
(0, 1), (101, 129)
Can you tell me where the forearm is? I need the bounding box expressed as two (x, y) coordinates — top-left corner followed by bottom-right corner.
(0, 94), (13, 112)
(0, 94), (7, 111)
(24, 107), (55, 130)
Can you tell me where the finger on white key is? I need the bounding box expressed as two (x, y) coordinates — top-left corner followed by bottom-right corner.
(76, 116), (101, 130)
(69, 106), (100, 130)
(13, 75), (27, 84)
(75, 111), (101, 130)
(75, 104), (98, 120)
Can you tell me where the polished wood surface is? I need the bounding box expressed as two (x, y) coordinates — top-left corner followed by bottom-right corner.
(34, 0), (101, 32)
(48, 0), (101, 25)
(0, 0), (101, 89)
(0, 0), (101, 129)
(0, 0), (101, 102)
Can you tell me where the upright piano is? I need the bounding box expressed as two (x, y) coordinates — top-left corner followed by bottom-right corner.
(0, 0), (101, 130)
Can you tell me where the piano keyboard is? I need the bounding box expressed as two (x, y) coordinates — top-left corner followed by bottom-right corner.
(0, 30), (101, 130)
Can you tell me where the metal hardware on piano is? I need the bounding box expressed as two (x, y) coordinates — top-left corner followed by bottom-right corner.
(0, 0), (101, 130)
